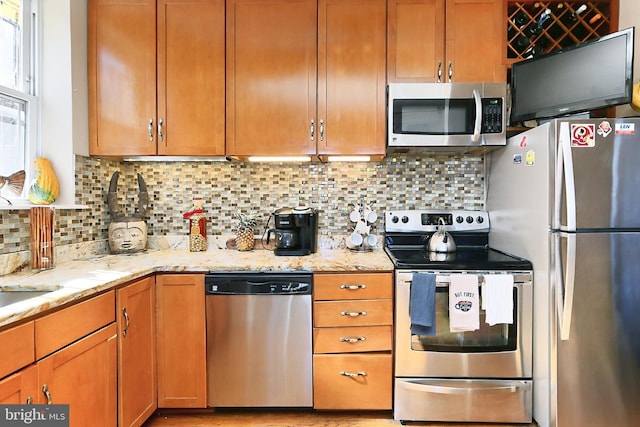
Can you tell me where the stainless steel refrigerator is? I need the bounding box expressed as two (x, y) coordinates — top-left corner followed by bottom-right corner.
(486, 118), (640, 427)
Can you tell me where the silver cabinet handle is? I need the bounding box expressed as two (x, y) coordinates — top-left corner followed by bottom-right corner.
(158, 118), (164, 142)
(448, 61), (453, 82)
(339, 284), (366, 290)
(340, 311), (367, 317)
(339, 336), (366, 343)
(310, 119), (315, 141)
(148, 119), (154, 142)
(340, 371), (367, 377)
(122, 306), (130, 337)
(26, 396), (33, 405)
(42, 384), (52, 404)
(319, 119), (324, 142)
(437, 61), (442, 83)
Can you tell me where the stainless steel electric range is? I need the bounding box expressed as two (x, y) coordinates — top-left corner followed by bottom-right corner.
(384, 209), (534, 424)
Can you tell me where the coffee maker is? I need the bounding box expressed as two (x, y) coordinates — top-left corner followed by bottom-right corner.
(266, 207), (318, 256)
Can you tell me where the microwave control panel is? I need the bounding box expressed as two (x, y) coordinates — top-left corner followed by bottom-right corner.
(481, 98), (503, 134)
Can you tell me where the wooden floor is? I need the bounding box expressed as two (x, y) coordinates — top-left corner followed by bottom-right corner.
(142, 409), (538, 426)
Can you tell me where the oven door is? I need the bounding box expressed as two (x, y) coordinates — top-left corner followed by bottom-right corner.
(394, 270), (533, 378)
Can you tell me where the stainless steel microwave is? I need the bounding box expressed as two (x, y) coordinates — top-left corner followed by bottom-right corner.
(387, 82), (507, 152)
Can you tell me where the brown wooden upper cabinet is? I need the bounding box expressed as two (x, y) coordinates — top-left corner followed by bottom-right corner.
(88, 0), (225, 157)
(226, 0), (387, 159)
(388, 0), (505, 83)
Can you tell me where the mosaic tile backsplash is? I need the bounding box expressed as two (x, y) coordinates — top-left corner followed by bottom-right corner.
(0, 154), (485, 256)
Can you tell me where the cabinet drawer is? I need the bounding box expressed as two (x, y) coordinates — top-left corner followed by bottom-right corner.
(0, 322), (34, 379)
(313, 353), (392, 410)
(314, 273), (392, 301)
(35, 291), (115, 360)
(313, 325), (392, 353)
(314, 299), (392, 327)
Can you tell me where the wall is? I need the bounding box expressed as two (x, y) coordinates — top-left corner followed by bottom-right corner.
(0, 154), (485, 257)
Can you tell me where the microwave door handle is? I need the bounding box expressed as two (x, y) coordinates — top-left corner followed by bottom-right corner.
(472, 89), (481, 142)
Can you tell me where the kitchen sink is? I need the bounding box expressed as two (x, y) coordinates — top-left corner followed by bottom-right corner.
(0, 291), (52, 308)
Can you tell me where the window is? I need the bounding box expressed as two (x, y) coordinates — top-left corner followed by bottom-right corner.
(0, 0), (37, 205)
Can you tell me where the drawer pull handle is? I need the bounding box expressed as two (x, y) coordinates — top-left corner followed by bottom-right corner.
(340, 284), (366, 290)
(340, 311), (367, 317)
(42, 384), (52, 404)
(340, 336), (366, 343)
(340, 371), (367, 377)
(26, 396), (33, 405)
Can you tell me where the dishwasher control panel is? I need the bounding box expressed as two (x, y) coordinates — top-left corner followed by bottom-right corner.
(205, 272), (312, 295)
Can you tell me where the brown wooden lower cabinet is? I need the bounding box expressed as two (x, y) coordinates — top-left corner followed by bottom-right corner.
(312, 272), (393, 410)
(117, 276), (157, 426)
(0, 364), (38, 404)
(37, 323), (118, 427)
(156, 274), (207, 408)
(313, 353), (392, 410)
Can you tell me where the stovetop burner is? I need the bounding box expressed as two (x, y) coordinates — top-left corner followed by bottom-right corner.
(384, 209), (532, 271)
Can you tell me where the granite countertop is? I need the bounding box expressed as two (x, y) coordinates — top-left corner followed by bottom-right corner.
(0, 248), (394, 328)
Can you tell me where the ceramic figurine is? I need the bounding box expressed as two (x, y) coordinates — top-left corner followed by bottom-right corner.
(107, 171), (149, 254)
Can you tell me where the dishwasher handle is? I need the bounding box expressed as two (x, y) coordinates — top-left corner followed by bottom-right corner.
(205, 272), (313, 295)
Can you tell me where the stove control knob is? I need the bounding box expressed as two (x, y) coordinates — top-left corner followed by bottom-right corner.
(391, 216), (399, 224)
(456, 216), (464, 224)
(476, 216), (484, 224)
(401, 216), (409, 223)
(466, 216), (473, 223)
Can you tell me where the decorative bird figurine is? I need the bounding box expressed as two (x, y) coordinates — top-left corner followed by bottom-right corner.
(0, 170), (26, 205)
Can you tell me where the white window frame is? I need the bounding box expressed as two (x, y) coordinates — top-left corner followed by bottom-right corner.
(0, 0), (39, 206)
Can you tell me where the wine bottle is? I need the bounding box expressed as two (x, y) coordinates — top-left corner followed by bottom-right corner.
(569, 4), (587, 22)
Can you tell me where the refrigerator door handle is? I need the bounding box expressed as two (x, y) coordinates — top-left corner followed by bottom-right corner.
(555, 232), (576, 340)
(558, 122), (577, 231)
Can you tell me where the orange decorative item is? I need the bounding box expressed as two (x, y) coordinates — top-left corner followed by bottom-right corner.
(184, 198), (207, 251)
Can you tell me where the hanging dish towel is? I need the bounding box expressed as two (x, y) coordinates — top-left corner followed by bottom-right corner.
(410, 273), (437, 336)
(484, 274), (514, 326)
(449, 274), (479, 332)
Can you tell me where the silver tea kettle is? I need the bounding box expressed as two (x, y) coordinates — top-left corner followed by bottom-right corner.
(427, 218), (457, 253)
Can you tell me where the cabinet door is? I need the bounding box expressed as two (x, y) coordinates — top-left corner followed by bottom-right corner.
(387, 0), (445, 83)
(156, 274), (207, 408)
(317, 0), (387, 157)
(37, 324), (117, 427)
(88, 0), (157, 156)
(157, 0), (226, 155)
(0, 365), (38, 405)
(117, 277), (157, 426)
(226, 0), (317, 157)
(445, 0), (505, 82)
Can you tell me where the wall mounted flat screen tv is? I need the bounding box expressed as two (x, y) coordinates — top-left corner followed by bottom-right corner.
(510, 27), (634, 124)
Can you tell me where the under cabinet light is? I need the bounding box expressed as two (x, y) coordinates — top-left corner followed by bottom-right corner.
(326, 155), (372, 162)
(247, 156), (312, 162)
(122, 156), (230, 162)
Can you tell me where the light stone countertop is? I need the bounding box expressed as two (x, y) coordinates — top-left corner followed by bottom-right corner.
(0, 247), (394, 328)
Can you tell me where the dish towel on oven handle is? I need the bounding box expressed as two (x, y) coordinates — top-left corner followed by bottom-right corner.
(449, 274), (480, 332)
(410, 273), (437, 336)
(483, 274), (514, 326)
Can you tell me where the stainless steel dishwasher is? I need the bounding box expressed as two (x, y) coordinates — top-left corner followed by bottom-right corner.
(205, 271), (313, 407)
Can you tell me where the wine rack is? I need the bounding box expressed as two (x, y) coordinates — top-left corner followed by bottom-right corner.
(507, 1), (614, 64)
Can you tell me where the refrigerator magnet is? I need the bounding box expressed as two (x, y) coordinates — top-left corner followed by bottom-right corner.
(570, 124), (595, 147)
(597, 121), (612, 137)
(525, 149), (535, 166)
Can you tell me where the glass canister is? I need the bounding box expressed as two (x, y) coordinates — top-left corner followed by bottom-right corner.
(183, 198), (207, 252)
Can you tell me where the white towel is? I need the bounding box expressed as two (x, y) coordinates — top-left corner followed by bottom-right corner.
(484, 274), (514, 326)
(449, 274), (479, 332)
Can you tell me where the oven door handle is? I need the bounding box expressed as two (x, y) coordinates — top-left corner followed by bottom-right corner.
(398, 379), (531, 395)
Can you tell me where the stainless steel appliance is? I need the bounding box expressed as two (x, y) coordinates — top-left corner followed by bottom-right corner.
(266, 207), (318, 256)
(387, 82), (506, 153)
(385, 210), (533, 423)
(487, 118), (640, 427)
(205, 272), (313, 407)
